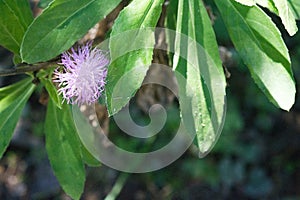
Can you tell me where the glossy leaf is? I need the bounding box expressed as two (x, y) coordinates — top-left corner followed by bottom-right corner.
(0, 0), (33, 54)
(45, 100), (85, 200)
(38, 0), (53, 8)
(215, 0), (295, 111)
(288, 0), (300, 19)
(255, 0), (298, 35)
(172, 0), (226, 154)
(106, 0), (164, 115)
(165, 0), (178, 65)
(273, 0), (298, 35)
(255, 0), (278, 14)
(234, 0), (256, 6)
(21, 0), (122, 64)
(0, 77), (35, 158)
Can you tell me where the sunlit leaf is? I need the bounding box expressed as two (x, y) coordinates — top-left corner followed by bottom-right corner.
(254, 0), (298, 35)
(273, 0), (298, 35)
(255, 0), (278, 14)
(45, 100), (85, 200)
(288, 0), (300, 19)
(0, 77), (35, 158)
(165, 0), (178, 65)
(234, 0), (256, 6)
(21, 0), (122, 63)
(106, 0), (164, 116)
(171, 0), (226, 154)
(215, 0), (295, 111)
(38, 0), (53, 8)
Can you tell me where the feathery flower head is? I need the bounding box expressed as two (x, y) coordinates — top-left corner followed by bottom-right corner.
(54, 42), (109, 105)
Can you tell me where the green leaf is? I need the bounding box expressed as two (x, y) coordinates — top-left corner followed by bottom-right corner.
(81, 145), (101, 167)
(21, 0), (122, 64)
(288, 0), (300, 19)
(45, 100), (85, 200)
(0, 77), (35, 158)
(234, 0), (256, 6)
(165, 0), (178, 65)
(172, 0), (226, 154)
(255, 0), (278, 14)
(0, 0), (33, 54)
(38, 0), (53, 8)
(13, 54), (22, 65)
(106, 0), (164, 116)
(255, 0), (298, 35)
(71, 106), (101, 167)
(273, 0), (298, 35)
(38, 68), (62, 109)
(215, 0), (295, 111)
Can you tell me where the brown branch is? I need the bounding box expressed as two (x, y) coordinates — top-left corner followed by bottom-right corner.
(0, 62), (58, 77)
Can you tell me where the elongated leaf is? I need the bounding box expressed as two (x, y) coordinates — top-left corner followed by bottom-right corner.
(38, 0), (53, 8)
(171, 0), (226, 154)
(40, 77), (62, 109)
(0, 77), (35, 158)
(45, 100), (85, 200)
(21, 0), (122, 64)
(0, 77), (31, 100)
(273, 0), (298, 35)
(255, 0), (278, 14)
(255, 0), (298, 35)
(38, 68), (62, 109)
(0, 0), (33, 54)
(81, 145), (101, 167)
(165, 0), (178, 66)
(106, 0), (164, 116)
(234, 0), (256, 6)
(255, 0), (277, 15)
(215, 0), (295, 111)
(72, 106), (101, 167)
(288, 0), (300, 19)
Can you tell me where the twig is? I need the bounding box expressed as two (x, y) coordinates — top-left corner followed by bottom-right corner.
(0, 61), (58, 77)
(104, 173), (129, 200)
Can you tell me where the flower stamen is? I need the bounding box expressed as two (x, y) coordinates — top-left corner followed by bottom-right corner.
(54, 42), (109, 105)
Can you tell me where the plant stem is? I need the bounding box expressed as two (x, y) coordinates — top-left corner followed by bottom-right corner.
(104, 173), (130, 200)
(0, 62), (57, 77)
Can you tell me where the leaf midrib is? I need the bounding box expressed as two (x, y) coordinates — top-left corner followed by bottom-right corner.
(22, 0), (98, 61)
(225, 1), (263, 49)
(46, 101), (83, 199)
(0, 0), (26, 49)
(0, 84), (34, 131)
(112, 0), (155, 73)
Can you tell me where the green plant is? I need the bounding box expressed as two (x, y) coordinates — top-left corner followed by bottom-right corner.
(0, 0), (299, 199)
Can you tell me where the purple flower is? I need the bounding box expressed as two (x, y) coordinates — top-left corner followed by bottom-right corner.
(54, 42), (109, 105)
